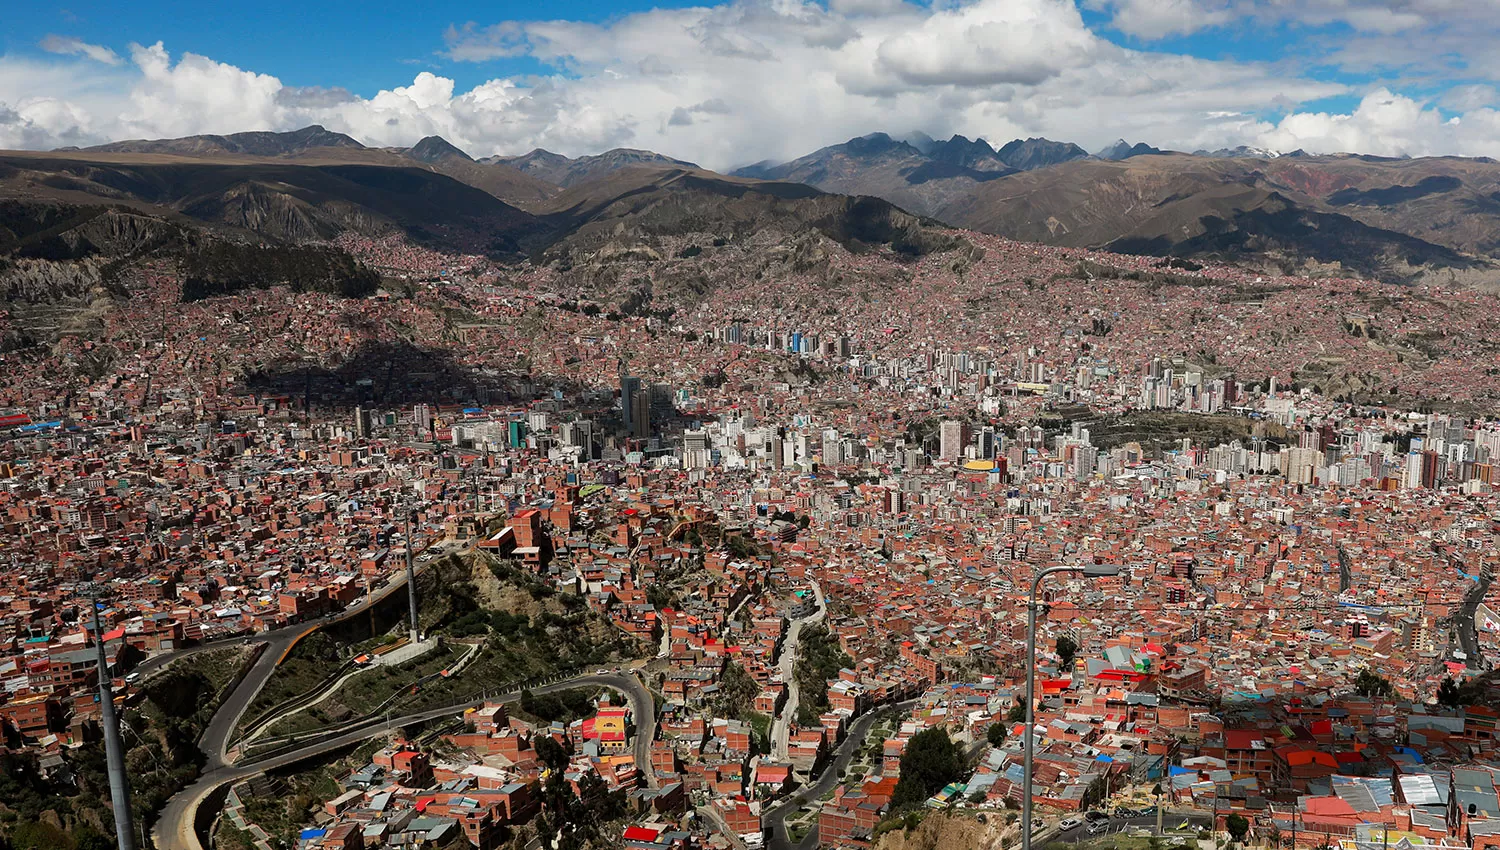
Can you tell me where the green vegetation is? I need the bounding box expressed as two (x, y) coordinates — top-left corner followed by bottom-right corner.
(237, 738), (388, 848)
(260, 642), (466, 738)
(715, 661), (760, 720)
(246, 554), (639, 739)
(1226, 813), (1249, 843)
(1007, 703), (1027, 723)
(0, 647), (250, 848)
(181, 241), (380, 301)
(535, 769), (629, 850)
(795, 623), (852, 726)
(1353, 668), (1394, 699)
(891, 727), (964, 810)
(986, 722), (1008, 748)
(518, 688), (617, 725)
(1056, 635), (1078, 669)
(1080, 411), (1279, 454)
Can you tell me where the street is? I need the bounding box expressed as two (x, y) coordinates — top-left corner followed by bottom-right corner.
(153, 670), (652, 850)
(763, 699), (919, 850)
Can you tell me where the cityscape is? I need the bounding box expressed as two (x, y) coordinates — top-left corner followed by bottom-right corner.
(4, 3), (1500, 850)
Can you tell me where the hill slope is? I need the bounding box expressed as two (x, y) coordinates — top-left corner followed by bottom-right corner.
(732, 132), (1015, 218)
(486, 148), (699, 188)
(933, 152), (1500, 285)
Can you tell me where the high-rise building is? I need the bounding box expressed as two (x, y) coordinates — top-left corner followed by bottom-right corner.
(620, 375), (641, 433)
(821, 428), (842, 466)
(354, 406), (371, 438)
(630, 391), (651, 439)
(413, 403), (433, 436)
(939, 420), (966, 461)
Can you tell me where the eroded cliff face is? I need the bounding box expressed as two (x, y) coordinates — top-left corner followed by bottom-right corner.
(875, 813), (1014, 850)
(0, 257), (116, 352)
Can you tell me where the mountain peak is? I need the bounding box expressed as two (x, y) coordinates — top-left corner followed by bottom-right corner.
(407, 135), (473, 163)
(994, 137), (1090, 171)
(1097, 139), (1165, 161)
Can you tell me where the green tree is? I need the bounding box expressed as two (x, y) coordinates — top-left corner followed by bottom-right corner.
(12, 822), (73, 850)
(1007, 703), (1027, 723)
(716, 661), (759, 720)
(891, 727), (963, 810)
(1353, 668), (1394, 698)
(1437, 676), (1463, 708)
(1226, 813), (1250, 844)
(535, 735), (569, 772)
(986, 722), (1008, 748)
(1056, 635), (1078, 670)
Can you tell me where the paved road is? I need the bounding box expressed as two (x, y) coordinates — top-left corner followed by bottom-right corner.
(1456, 569), (1493, 671)
(154, 671), (653, 850)
(1051, 813), (1212, 844)
(763, 699), (918, 850)
(772, 582), (825, 762)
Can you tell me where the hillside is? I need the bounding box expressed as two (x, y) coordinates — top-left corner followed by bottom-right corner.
(67, 126), (557, 209)
(933, 153), (1500, 285)
(486, 147), (699, 188)
(730, 132), (1016, 219)
(0, 152), (542, 248)
(82, 124), (364, 157)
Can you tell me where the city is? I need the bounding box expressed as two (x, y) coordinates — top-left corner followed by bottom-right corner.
(5, 2), (1500, 850)
(0, 225), (1497, 850)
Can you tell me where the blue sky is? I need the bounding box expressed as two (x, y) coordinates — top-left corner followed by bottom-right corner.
(2, 0), (1498, 166)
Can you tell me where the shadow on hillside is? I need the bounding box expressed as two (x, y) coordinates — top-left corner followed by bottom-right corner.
(234, 339), (589, 409)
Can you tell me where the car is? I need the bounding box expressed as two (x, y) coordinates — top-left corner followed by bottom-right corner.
(596, 668), (610, 675)
(125, 672), (140, 683)
(1087, 820), (1110, 836)
(1113, 807), (1138, 818)
(1084, 811), (1110, 823)
(1059, 817), (1083, 831)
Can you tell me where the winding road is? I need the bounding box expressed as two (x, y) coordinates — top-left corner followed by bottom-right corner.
(153, 671), (655, 850)
(763, 699), (918, 850)
(772, 581), (825, 762)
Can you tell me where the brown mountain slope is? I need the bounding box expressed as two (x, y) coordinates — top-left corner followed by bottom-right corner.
(74, 126), (556, 210)
(0, 151), (543, 251)
(486, 148), (699, 188)
(536, 166), (964, 260)
(933, 153), (1500, 285)
(732, 133), (1015, 219)
(84, 124), (365, 157)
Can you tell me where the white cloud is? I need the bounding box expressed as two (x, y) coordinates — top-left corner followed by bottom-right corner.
(38, 35), (121, 66)
(1257, 88), (1500, 158)
(1085, 0), (1235, 39)
(0, 1), (1495, 167)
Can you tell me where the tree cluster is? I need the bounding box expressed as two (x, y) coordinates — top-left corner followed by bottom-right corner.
(890, 727), (965, 810)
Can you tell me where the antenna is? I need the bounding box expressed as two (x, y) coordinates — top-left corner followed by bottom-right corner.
(81, 582), (137, 850)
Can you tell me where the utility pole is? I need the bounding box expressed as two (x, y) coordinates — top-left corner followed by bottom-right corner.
(83, 582), (137, 850)
(404, 499), (420, 643)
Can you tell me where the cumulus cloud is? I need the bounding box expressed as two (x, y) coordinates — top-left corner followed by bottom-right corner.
(38, 35), (121, 65)
(0, 1), (1497, 166)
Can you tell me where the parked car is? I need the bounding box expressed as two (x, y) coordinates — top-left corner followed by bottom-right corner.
(1059, 817), (1084, 831)
(1084, 811), (1110, 823)
(1088, 820), (1110, 835)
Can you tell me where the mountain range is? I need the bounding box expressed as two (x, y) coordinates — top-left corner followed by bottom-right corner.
(0, 127), (962, 348)
(8, 125), (1500, 300)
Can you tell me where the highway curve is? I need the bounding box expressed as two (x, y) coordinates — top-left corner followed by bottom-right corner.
(154, 671), (655, 850)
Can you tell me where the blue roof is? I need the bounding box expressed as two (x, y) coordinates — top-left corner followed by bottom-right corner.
(300, 828), (327, 839)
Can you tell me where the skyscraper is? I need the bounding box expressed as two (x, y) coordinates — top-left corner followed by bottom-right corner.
(620, 375), (641, 434)
(630, 390), (651, 439)
(939, 420), (966, 461)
